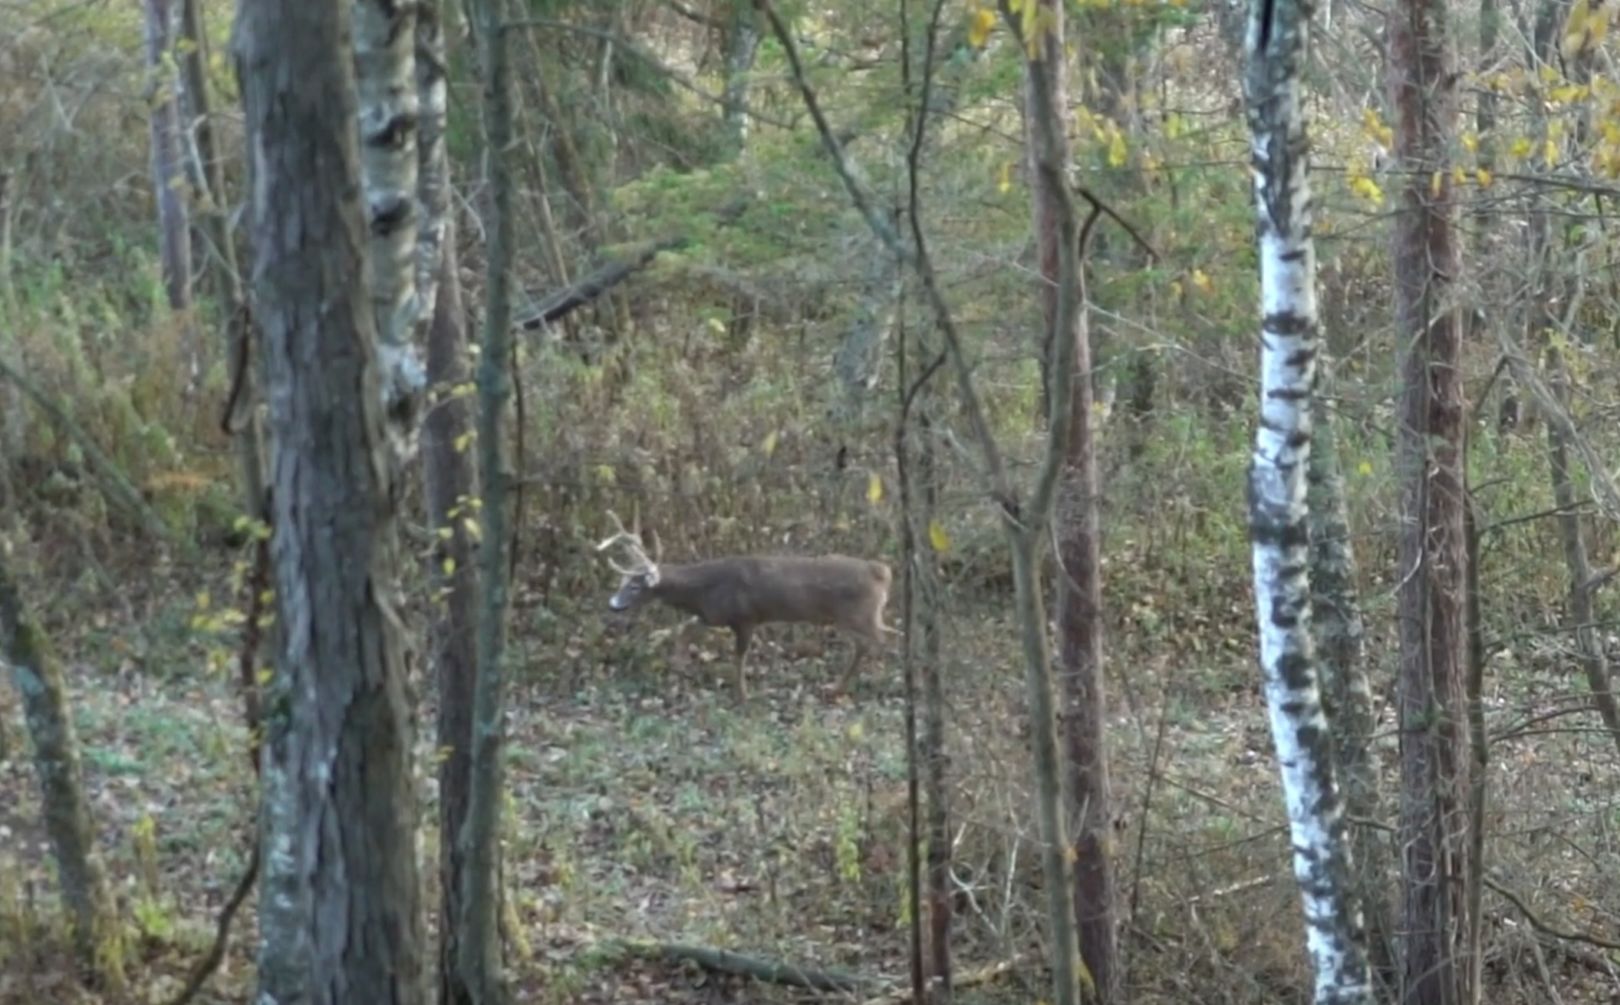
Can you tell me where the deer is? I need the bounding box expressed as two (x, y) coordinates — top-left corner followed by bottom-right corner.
(596, 511), (896, 700)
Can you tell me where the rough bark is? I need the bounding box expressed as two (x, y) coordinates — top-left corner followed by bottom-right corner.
(458, 0), (517, 997)
(234, 0), (426, 1000)
(143, 0), (196, 371)
(1388, 0), (1473, 991)
(353, 0), (428, 462)
(1245, 0), (1375, 998)
(1024, 2), (1119, 999)
(425, 221), (481, 1005)
(1307, 384), (1395, 992)
(0, 547), (126, 992)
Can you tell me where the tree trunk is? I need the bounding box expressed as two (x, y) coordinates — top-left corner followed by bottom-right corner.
(1307, 382), (1395, 993)
(0, 550), (126, 993)
(721, 0), (761, 156)
(1388, 0), (1473, 990)
(919, 410), (951, 1003)
(426, 217), (480, 1005)
(458, 0), (517, 997)
(353, 0), (427, 461)
(143, 0), (196, 376)
(1244, 0), (1376, 999)
(234, 0), (425, 999)
(178, 0), (266, 522)
(1024, 3), (1119, 998)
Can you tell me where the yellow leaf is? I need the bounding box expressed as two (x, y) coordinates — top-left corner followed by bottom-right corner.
(1545, 138), (1559, 166)
(1429, 170), (1444, 197)
(761, 430), (779, 457)
(867, 472), (884, 504)
(1461, 131), (1479, 152)
(847, 721), (865, 740)
(967, 6), (997, 48)
(196, 590), (211, 611)
(997, 160), (1013, 193)
(1476, 167), (1493, 187)
(1169, 279), (1184, 298)
(928, 519), (951, 554)
(463, 517), (482, 541)
(1357, 460), (1374, 476)
(442, 557), (456, 576)
(1191, 268), (1213, 293)
(454, 431), (475, 453)
(706, 316), (726, 334)
(1106, 130), (1129, 167)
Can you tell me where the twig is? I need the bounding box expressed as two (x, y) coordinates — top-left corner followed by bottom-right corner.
(604, 938), (879, 992)
(0, 354), (173, 547)
(1485, 875), (1620, 952)
(161, 842), (259, 1005)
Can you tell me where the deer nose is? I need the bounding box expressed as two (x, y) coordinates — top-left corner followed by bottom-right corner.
(608, 594), (628, 611)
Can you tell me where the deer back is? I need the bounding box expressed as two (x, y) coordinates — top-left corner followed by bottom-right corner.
(654, 555), (890, 632)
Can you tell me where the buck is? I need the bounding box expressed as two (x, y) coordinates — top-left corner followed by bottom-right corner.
(596, 512), (896, 700)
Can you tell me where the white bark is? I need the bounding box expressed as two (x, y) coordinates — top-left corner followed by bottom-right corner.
(414, 2), (450, 324)
(1244, 0), (1374, 1000)
(353, 0), (427, 459)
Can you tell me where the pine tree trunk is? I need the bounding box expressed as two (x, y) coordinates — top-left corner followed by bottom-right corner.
(235, 0), (426, 999)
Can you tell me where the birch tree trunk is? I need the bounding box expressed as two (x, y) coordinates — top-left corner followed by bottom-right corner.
(1388, 0), (1474, 989)
(1244, 0), (1375, 999)
(458, 0), (517, 998)
(235, 0), (425, 999)
(0, 546), (126, 993)
(354, 0), (427, 463)
(1306, 382), (1394, 992)
(1022, 2), (1119, 998)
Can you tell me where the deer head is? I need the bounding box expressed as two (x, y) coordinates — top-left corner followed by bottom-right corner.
(596, 509), (660, 612)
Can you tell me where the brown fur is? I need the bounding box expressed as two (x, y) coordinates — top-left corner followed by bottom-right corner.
(608, 555), (894, 699)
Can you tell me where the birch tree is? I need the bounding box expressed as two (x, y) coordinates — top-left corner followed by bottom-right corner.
(235, 0), (426, 999)
(1243, 0), (1374, 999)
(354, 0), (429, 462)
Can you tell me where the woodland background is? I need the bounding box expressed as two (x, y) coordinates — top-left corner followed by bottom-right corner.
(1, 0), (1619, 1002)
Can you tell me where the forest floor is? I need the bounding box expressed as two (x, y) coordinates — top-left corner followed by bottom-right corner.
(3, 549), (1619, 1004)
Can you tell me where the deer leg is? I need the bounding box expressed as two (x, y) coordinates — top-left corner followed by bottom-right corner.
(842, 642), (866, 695)
(732, 625), (753, 702)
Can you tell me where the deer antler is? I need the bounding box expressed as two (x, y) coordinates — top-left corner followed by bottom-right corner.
(596, 509), (655, 575)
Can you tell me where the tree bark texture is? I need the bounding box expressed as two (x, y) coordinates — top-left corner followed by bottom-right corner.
(1388, 0), (1473, 993)
(354, 0), (427, 458)
(1307, 383), (1394, 992)
(0, 547), (126, 992)
(721, 0), (761, 155)
(1024, 2), (1119, 999)
(424, 219), (481, 1005)
(235, 0), (426, 1000)
(143, 0), (195, 339)
(1244, 0), (1376, 999)
(458, 0), (517, 997)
